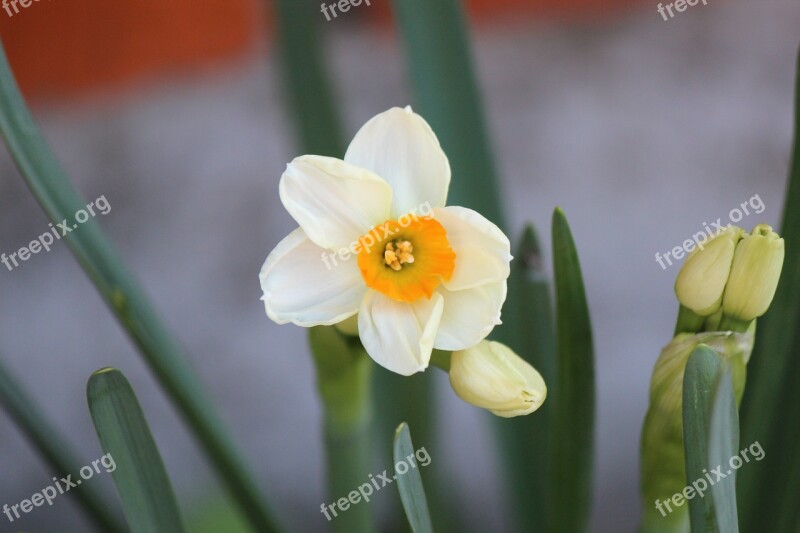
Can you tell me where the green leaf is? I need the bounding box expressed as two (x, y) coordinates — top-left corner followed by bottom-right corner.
(87, 368), (186, 533)
(550, 207), (595, 532)
(272, 0), (345, 157)
(738, 48), (800, 532)
(387, 0), (506, 528)
(309, 327), (375, 533)
(0, 357), (126, 532)
(682, 345), (724, 531)
(371, 367), (438, 531)
(707, 366), (739, 533)
(0, 41), (281, 532)
(393, 423), (433, 533)
(492, 225), (557, 531)
(390, 0), (504, 227)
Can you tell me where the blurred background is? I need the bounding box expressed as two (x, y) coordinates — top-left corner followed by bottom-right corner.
(0, 0), (797, 531)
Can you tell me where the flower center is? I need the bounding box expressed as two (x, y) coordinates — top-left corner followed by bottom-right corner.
(357, 216), (455, 303)
(384, 240), (415, 271)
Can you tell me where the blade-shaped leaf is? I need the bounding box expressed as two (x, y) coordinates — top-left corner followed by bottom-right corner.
(707, 367), (739, 533)
(550, 207), (595, 532)
(682, 345), (724, 531)
(87, 368), (186, 533)
(390, 0), (504, 226)
(388, 0), (505, 528)
(272, 0), (344, 157)
(0, 357), (125, 532)
(738, 48), (800, 532)
(393, 423), (433, 533)
(0, 40), (280, 532)
(493, 225), (556, 531)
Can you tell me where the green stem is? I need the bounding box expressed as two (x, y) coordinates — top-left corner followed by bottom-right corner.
(0, 43), (281, 532)
(429, 349), (452, 372)
(0, 358), (126, 532)
(310, 328), (375, 533)
(674, 305), (707, 335)
(717, 314), (752, 334)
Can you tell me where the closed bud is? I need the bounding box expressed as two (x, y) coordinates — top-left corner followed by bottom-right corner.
(449, 340), (546, 418)
(674, 226), (744, 316)
(722, 224), (785, 321)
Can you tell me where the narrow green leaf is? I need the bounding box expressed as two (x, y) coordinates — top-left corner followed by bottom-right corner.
(682, 345), (724, 532)
(707, 367), (739, 533)
(309, 327), (375, 533)
(390, 0), (504, 227)
(493, 224), (556, 531)
(0, 358), (126, 532)
(390, 2), (506, 528)
(0, 42), (281, 532)
(272, 0), (344, 157)
(371, 368), (437, 532)
(393, 423), (433, 533)
(550, 207), (595, 532)
(87, 368), (186, 533)
(738, 47), (800, 532)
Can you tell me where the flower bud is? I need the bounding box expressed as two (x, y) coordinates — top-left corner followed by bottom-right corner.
(674, 226), (744, 316)
(641, 330), (753, 530)
(722, 224), (785, 321)
(449, 340), (546, 418)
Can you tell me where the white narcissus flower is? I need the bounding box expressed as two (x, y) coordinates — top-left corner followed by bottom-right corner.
(260, 107), (512, 376)
(449, 340), (546, 417)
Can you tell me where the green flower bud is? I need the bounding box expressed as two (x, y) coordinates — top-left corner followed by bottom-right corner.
(674, 226), (744, 316)
(722, 224), (785, 321)
(449, 340), (546, 418)
(641, 330), (753, 531)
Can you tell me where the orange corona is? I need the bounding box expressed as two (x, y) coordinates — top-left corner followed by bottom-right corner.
(357, 217), (455, 303)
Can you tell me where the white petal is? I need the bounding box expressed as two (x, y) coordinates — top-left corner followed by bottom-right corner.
(358, 290), (444, 376)
(345, 107), (450, 217)
(434, 206), (512, 291)
(434, 281), (507, 351)
(259, 228), (366, 326)
(279, 155), (393, 250)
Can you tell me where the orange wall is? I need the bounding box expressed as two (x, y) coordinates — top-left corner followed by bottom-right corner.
(0, 0), (261, 100)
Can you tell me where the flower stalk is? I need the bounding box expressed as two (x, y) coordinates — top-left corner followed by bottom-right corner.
(309, 327), (375, 533)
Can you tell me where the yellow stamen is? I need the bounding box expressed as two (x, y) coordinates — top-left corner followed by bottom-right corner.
(384, 240), (414, 271)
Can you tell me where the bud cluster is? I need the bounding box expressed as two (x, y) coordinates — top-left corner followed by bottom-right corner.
(674, 224), (784, 325)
